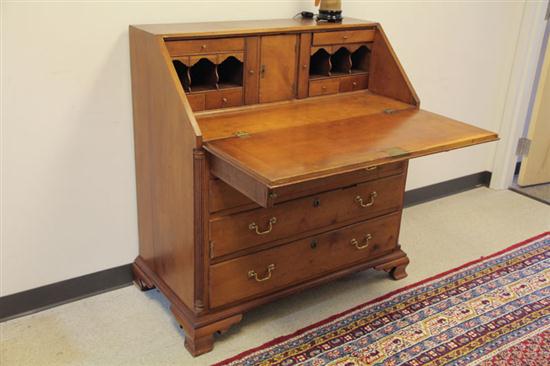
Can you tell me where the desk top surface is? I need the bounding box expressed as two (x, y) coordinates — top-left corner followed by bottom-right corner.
(132, 18), (376, 38)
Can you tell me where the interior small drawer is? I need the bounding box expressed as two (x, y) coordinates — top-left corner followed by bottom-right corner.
(209, 173), (405, 259)
(209, 161), (407, 214)
(339, 74), (369, 92)
(309, 78), (339, 97)
(205, 88), (243, 110)
(186, 93), (205, 112)
(209, 212), (400, 308)
(312, 30), (375, 46)
(165, 37), (245, 56)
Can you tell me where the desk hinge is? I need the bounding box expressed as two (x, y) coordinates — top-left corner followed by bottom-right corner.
(209, 240), (215, 258)
(516, 137), (531, 156)
(383, 108), (400, 115)
(234, 130), (250, 138)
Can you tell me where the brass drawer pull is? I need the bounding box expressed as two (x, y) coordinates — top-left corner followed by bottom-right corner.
(249, 217), (277, 235)
(248, 264), (276, 282)
(355, 192), (378, 208)
(350, 234), (372, 250)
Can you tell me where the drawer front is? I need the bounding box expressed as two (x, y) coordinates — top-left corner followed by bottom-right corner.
(205, 88), (243, 110)
(210, 212), (400, 308)
(309, 78), (340, 97)
(312, 30), (375, 46)
(186, 93), (205, 112)
(209, 173), (405, 258)
(339, 74), (369, 92)
(166, 38), (245, 56)
(209, 161), (406, 213)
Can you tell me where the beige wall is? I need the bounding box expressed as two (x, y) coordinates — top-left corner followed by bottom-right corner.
(1, 1), (526, 296)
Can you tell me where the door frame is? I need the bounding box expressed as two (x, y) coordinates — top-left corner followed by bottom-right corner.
(490, 1), (549, 189)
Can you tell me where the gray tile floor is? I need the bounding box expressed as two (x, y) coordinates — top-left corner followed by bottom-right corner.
(1, 188), (549, 366)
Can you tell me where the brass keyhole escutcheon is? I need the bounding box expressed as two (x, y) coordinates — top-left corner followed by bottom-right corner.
(313, 198), (321, 207)
(310, 239), (318, 249)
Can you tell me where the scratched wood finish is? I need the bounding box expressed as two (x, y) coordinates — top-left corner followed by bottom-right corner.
(210, 212), (401, 308)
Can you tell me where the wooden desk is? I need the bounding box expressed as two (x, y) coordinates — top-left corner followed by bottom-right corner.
(129, 18), (498, 356)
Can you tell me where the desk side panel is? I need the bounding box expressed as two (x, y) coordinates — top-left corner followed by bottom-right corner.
(369, 25), (420, 106)
(130, 26), (200, 310)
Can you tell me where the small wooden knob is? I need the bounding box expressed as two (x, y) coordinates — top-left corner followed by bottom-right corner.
(201, 44), (207, 49)
(322, 86), (327, 91)
(303, 64), (307, 69)
(352, 81), (357, 87)
(343, 35), (349, 40)
(249, 69), (255, 75)
(222, 97), (228, 104)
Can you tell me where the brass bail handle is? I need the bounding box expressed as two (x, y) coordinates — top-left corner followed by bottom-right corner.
(355, 191), (378, 208)
(249, 217), (277, 235)
(248, 264), (276, 282)
(350, 233), (372, 250)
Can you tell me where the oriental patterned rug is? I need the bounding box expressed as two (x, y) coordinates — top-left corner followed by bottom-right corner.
(214, 232), (550, 366)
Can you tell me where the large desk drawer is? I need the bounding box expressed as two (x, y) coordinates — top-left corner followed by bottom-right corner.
(209, 174), (405, 259)
(209, 160), (406, 213)
(209, 212), (400, 308)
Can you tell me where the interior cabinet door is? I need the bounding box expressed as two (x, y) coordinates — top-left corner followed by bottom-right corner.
(259, 35), (298, 103)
